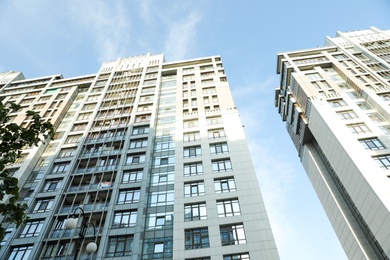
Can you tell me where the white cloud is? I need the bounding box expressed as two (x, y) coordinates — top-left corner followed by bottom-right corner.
(67, 0), (132, 62)
(139, 0), (154, 24)
(163, 12), (202, 61)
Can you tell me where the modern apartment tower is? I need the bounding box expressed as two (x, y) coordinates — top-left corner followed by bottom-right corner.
(0, 54), (279, 259)
(275, 27), (390, 259)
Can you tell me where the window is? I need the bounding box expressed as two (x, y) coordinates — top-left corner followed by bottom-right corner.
(72, 123), (87, 131)
(184, 146), (202, 158)
(151, 171), (174, 186)
(367, 112), (385, 122)
(19, 220), (44, 237)
(184, 131), (200, 142)
(185, 202), (207, 221)
(82, 103), (96, 110)
(149, 190), (174, 206)
(215, 177), (236, 193)
(379, 125), (390, 135)
(210, 142), (229, 154)
(184, 119), (199, 128)
(1, 228), (12, 246)
(42, 179), (62, 192)
(379, 93), (390, 101)
(184, 162), (203, 176)
(32, 198), (54, 213)
(217, 198), (241, 217)
(25, 170), (43, 183)
(347, 123), (371, 134)
(328, 99), (347, 108)
(359, 138), (385, 150)
(187, 257), (211, 260)
(208, 128), (225, 138)
(106, 236), (133, 257)
(223, 253), (250, 260)
(113, 211), (137, 228)
(77, 112), (92, 120)
(220, 223), (246, 246)
(147, 212), (173, 229)
(202, 87), (216, 95)
(154, 243), (164, 253)
(337, 110), (358, 120)
(153, 155), (175, 166)
(122, 169), (143, 183)
(142, 238), (173, 258)
(373, 155), (390, 169)
(140, 95), (154, 102)
(51, 162), (70, 174)
(118, 189), (141, 204)
(154, 140), (175, 151)
(129, 138), (148, 149)
(206, 116), (222, 125)
(212, 159), (232, 172)
(357, 101), (373, 111)
(132, 125), (150, 135)
(58, 148), (76, 158)
(8, 245), (33, 260)
(135, 114), (151, 123)
(184, 181), (205, 197)
(185, 227), (210, 249)
(126, 153), (146, 164)
(65, 134), (82, 144)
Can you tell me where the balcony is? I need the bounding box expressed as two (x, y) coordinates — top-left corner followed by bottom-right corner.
(50, 226), (102, 239)
(86, 135), (125, 144)
(80, 149), (121, 158)
(68, 182), (111, 192)
(59, 203), (108, 214)
(75, 165), (118, 174)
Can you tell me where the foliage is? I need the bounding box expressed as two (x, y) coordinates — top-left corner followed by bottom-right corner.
(0, 101), (54, 243)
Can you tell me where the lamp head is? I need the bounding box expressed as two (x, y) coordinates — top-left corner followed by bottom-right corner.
(64, 217), (77, 229)
(86, 242), (98, 253)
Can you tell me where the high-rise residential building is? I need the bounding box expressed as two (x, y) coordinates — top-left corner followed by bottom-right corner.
(275, 27), (390, 259)
(0, 54), (279, 260)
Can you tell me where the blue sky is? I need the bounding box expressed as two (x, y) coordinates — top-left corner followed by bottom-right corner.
(1, 1), (390, 259)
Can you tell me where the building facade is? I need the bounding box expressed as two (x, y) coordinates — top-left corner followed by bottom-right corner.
(275, 27), (390, 259)
(0, 54), (279, 259)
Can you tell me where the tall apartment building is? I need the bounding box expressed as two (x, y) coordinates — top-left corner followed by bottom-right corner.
(275, 27), (390, 259)
(0, 54), (279, 260)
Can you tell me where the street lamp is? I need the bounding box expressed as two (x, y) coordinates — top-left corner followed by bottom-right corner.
(65, 206), (98, 260)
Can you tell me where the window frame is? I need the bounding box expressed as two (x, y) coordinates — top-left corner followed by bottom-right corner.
(220, 223), (247, 246)
(185, 227), (210, 250)
(117, 189), (141, 204)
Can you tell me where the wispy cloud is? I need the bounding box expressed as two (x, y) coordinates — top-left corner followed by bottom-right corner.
(163, 12), (202, 61)
(68, 0), (132, 62)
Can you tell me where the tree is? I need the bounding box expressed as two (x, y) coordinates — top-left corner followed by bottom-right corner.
(0, 101), (54, 243)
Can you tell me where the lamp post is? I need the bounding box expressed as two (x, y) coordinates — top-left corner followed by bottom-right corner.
(64, 207), (98, 260)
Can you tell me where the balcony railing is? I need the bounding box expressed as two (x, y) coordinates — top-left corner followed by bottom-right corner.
(59, 203), (108, 214)
(75, 165), (118, 174)
(50, 226), (103, 239)
(80, 149), (121, 158)
(68, 182), (111, 192)
(86, 135), (124, 144)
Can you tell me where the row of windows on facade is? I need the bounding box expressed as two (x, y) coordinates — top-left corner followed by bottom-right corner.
(7, 240), (248, 260)
(68, 110), (222, 133)
(329, 98), (390, 170)
(38, 175), (235, 203)
(46, 153), (232, 181)
(26, 197), (240, 239)
(54, 128), (226, 160)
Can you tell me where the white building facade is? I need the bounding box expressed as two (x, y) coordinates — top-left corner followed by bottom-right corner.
(0, 54), (279, 260)
(275, 27), (390, 259)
